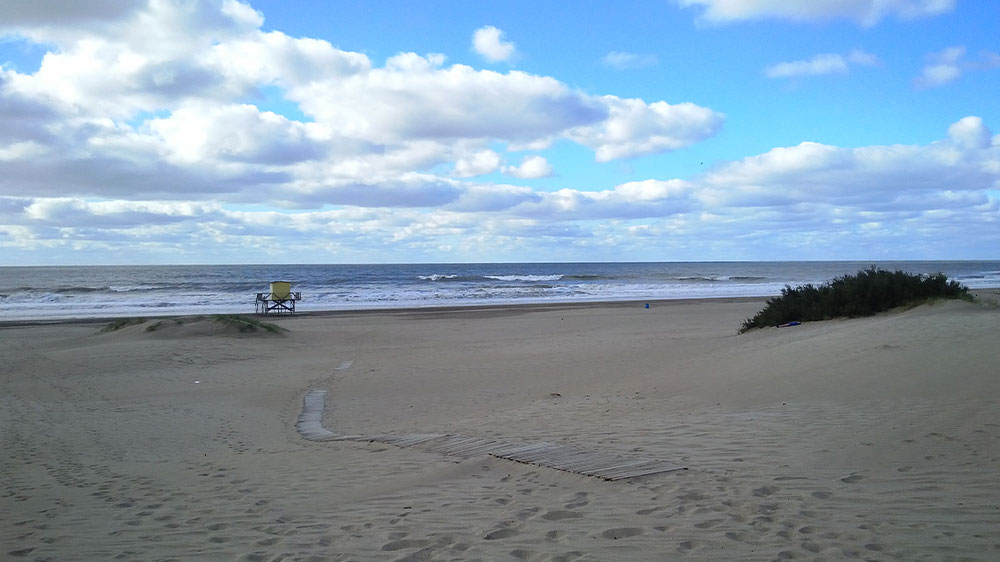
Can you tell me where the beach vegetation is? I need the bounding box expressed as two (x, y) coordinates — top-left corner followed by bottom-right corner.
(100, 317), (147, 332)
(211, 314), (286, 334)
(739, 267), (971, 333)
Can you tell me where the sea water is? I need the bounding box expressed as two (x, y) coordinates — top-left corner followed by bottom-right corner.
(1, 261), (998, 321)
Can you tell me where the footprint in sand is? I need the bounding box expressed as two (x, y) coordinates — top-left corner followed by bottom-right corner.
(801, 541), (822, 553)
(542, 510), (583, 521)
(510, 549), (536, 560)
(727, 531), (756, 542)
(753, 485), (779, 497)
(484, 528), (519, 540)
(255, 537), (279, 546)
(517, 507), (540, 520)
(601, 527), (643, 540)
(564, 491), (589, 509)
(677, 540), (702, 553)
(380, 538), (430, 551)
(678, 490), (710, 501)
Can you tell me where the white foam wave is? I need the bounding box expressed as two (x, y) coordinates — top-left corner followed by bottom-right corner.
(485, 274), (563, 282)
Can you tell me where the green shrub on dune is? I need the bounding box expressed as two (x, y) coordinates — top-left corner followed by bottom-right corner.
(740, 267), (971, 333)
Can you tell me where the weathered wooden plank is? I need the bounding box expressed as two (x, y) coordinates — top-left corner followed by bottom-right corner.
(296, 388), (686, 481)
(459, 444), (505, 457)
(428, 437), (493, 455)
(551, 452), (628, 471)
(391, 433), (448, 447)
(490, 443), (557, 457)
(442, 440), (504, 458)
(505, 445), (569, 463)
(582, 459), (655, 475)
(602, 464), (687, 481)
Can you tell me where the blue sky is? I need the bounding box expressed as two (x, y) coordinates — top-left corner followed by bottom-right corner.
(1, 0), (998, 264)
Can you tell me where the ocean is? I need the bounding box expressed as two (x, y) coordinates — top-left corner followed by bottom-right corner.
(1, 261), (998, 321)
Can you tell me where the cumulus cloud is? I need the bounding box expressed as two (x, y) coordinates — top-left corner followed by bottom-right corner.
(914, 46), (1000, 89)
(291, 53), (609, 144)
(452, 149), (503, 178)
(701, 117), (999, 205)
(147, 103), (332, 165)
(503, 155), (553, 179)
(600, 51), (659, 70)
(0, 0), (724, 214)
(765, 49), (880, 78)
(676, 0), (956, 26)
(570, 98), (724, 161)
(915, 45), (966, 88)
(472, 25), (516, 62)
(947, 116), (992, 150)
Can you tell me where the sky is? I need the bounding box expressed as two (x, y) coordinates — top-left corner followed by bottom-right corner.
(0, 0), (998, 265)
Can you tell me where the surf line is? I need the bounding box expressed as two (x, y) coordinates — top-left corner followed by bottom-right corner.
(296, 389), (685, 481)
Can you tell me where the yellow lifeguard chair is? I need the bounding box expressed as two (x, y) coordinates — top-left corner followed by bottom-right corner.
(256, 280), (301, 315)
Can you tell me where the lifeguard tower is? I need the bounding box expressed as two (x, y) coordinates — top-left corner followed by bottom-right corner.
(256, 281), (301, 315)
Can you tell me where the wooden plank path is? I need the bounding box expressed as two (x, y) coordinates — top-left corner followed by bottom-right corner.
(296, 389), (685, 481)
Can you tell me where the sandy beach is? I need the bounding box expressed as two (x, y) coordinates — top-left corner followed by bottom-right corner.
(3, 293), (999, 561)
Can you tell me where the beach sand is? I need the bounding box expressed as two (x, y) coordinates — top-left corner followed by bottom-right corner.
(3, 292), (999, 561)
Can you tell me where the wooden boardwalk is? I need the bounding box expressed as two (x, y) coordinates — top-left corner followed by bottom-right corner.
(296, 389), (685, 481)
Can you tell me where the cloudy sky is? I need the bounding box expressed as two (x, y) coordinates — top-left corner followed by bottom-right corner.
(1, 0), (998, 265)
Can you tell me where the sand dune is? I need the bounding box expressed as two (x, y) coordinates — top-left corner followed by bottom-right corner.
(2, 294), (999, 560)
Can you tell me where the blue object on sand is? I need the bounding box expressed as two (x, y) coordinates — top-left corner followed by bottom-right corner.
(645, 303), (650, 308)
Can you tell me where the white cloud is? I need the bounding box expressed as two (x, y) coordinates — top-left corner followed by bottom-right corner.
(765, 53), (848, 78)
(290, 54), (609, 144)
(147, 102), (331, 165)
(914, 46), (1000, 89)
(614, 179), (693, 201)
(570, 97), (724, 161)
(503, 155), (553, 178)
(452, 149), (502, 177)
(472, 25), (516, 63)
(915, 45), (966, 88)
(676, 0), (956, 26)
(701, 117), (999, 206)
(601, 51), (659, 70)
(847, 48), (881, 66)
(947, 116), (992, 150)
(765, 49), (880, 79)
(0, 140), (48, 161)
(0, 1), (724, 212)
